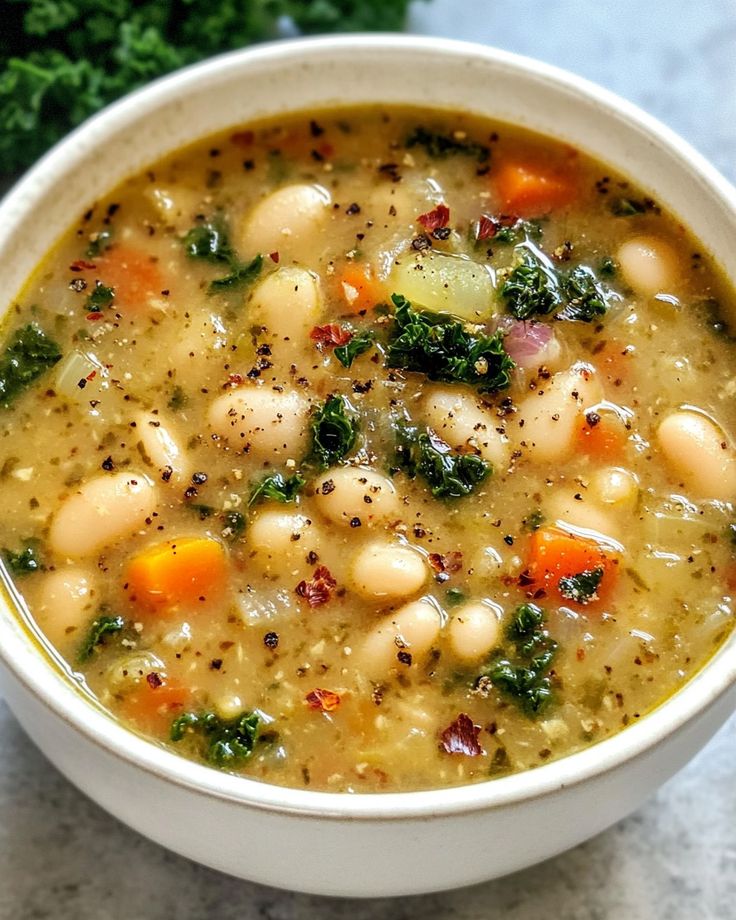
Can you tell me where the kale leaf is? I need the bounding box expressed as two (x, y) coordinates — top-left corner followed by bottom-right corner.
(386, 294), (514, 394)
(170, 709), (261, 768)
(500, 249), (563, 320)
(406, 126), (490, 163)
(2, 539), (45, 576)
(221, 510), (246, 540)
(78, 613), (125, 662)
(558, 266), (612, 323)
(85, 228), (113, 258)
(249, 472), (305, 507)
(183, 218), (262, 293)
(85, 281), (115, 312)
(309, 395), (358, 468)
(395, 423), (490, 499)
(0, 324), (62, 408)
(610, 197), (646, 217)
(334, 329), (375, 368)
(0, 1), (422, 177)
(480, 603), (558, 715)
(208, 254), (263, 293)
(558, 566), (604, 604)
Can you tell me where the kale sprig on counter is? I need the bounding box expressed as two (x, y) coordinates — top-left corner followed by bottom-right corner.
(386, 294), (515, 393)
(1, 0), (423, 178)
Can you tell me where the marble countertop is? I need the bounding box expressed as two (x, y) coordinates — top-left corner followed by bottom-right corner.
(2, 1), (735, 917)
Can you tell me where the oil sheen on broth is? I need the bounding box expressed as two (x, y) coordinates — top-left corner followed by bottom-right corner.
(1, 107), (734, 793)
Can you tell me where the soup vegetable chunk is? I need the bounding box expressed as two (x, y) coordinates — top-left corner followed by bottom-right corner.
(1, 107), (735, 792)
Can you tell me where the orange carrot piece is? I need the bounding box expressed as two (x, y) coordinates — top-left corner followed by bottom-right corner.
(494, 162), (576, 217)
(578, 414), (628, 460)
(126, 537), (228, 612)
(526, 526), (619, 604)
(95, 245), (164, 311)
(120, 680), (191, 733)
(336, 264), (385, 315)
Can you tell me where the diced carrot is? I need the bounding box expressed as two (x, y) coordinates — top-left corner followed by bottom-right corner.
(494, 161), (576, 217)
(335, 264), (385, 315)
(95, 245), (164, 311)
(120, 680), (191, 734)
(525, 525), (619, 605)
(578, 413), (628, 460)
(126, 537), (228, 613)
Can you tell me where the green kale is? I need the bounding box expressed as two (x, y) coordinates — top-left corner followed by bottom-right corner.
(0, 324), (62, 408)
(559, 566), (605, 604)
(78, 613), (125, 662)
(558, 266), (613, 323)
(170, 709), (261, 768)
(2, 539), (45, 576)
(249, 472), (305, 507)
(480, 603), (558, 715)
(599, 256), (617, 278)
(395, 424), (490, 499)
(406, 126), (490, 163)
(522, 509), (545, 532)
(0, 1), (422, 177)
(500, 249), (563, 320)
(334, 330), (375, 368)
(309, 395), (358, 468)
(221, 510), (246, 540)
(189, 503), (215, 519)
(386, 294), (514, 394)
(85, 228), (113, 258)
(610, 197), (646, 217)
(85, 281), (114, 312)
(208, 253), (263, 293)
(490, 218), (542, 246)
(445, 587), (467, 607)
(182, 218), (234, 264)
(167, 385), (188, 410)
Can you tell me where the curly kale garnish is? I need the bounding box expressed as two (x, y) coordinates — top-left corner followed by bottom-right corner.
(248, 472), (305, 507)
(502, 245), (618, 323)
(386, 294), (514, 394)
(479, 603), (558, 715)
(0, 324), (62, 408)
(558, 566), (604, 604)
(170, 709), (261, 768)
(334, 329), (375, 368)
(183, 216), (262, 293)
(395, 423), (490, 499)
(2, 539), (45, 576)
(78, 613), (125, 662)
(309, 395), (358, 468)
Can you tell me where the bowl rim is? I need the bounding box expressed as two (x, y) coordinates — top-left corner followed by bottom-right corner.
(1, 33), (735, 821)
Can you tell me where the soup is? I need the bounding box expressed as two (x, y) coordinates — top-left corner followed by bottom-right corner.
(1, 107), (734, 793)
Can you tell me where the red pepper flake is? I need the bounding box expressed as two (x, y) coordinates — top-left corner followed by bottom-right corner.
(146, 672), (164, 690)
(476, 215), (497, 241)
(319, 142), (335, 159)
(85, 370), (97, 381)
(295, 565), (337, 608)
(427, 551), (463, 574)
(309, 324), (353, 347)
(70, 259), (97, 272)
(86, 312), (104, 321)
(269, 251), (280, 263)
(230, 130), (254, 147)
(440, 713), (483, 757)
(306, 688), (341, 712)
(224, 373), (244, 388)
(418, 203), (450, 231)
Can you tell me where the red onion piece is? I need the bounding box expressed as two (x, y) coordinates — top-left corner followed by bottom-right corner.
(501, 318), (555, 368)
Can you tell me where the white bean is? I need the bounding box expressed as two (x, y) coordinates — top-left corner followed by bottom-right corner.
(247, 510), (322, 576)
(589, 467), (639, 511)
(361, 598), (442, 677)
(448, 602), (501, 662)
(546, 490), (622, 541)
(239, 183), (331, 262)
(313, 466), (401, 527)
(248, 267), (321, 342)
(421, 388), (509, 469)
(106, 651), (165, 693)
(208, 386), (309, 461)
(349, 542), (427, 601)
(35, 567), (97, 650)
(657, 410), (736, 501)
(515, 363), (602, 464)
(617, 235), (679, 296)
(136, 411), (188, 482)
(49, 472), (156, 558)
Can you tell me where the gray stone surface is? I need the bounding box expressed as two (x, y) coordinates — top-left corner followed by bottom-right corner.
(2, 1), (735, 917)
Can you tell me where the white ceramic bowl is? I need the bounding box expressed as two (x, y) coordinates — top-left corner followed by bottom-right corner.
(0, 36), (735, 898)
